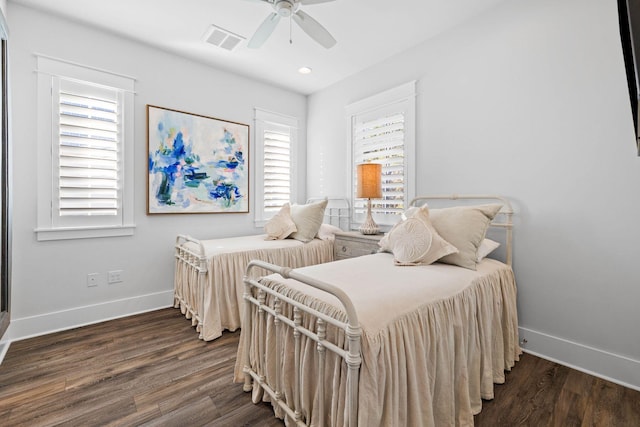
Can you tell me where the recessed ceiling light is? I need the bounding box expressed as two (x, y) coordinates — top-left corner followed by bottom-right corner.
(298, 66), (312, 74)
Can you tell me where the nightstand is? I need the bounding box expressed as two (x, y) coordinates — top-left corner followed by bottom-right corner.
(333, 231), (384, 261)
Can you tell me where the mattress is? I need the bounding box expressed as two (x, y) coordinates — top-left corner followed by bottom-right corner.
(181, 234), (313, 256)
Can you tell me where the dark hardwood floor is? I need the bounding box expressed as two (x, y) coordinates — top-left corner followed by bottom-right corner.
(474, 351), (640, 427)
(0, 308), (638, 426)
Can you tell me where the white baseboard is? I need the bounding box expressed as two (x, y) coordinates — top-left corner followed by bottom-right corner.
(519, 326), (640, 392)
(0, 290), (174, 347)
(0, 341), (9, 365)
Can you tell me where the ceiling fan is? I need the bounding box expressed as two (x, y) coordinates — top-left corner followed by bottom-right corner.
(246, 0), (337, 49)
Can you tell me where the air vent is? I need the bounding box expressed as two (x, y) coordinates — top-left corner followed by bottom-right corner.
(202, 24), (245, 51)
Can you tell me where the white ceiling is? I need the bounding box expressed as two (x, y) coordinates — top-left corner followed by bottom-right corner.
(11, 0), (505, 95)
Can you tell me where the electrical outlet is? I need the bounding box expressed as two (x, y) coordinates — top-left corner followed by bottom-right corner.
(108, 270), (123, 284)
(87, 273), (100, 287)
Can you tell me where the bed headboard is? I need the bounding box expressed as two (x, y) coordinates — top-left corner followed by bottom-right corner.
(409, 194), (514, 266)
(306, 198), (350, 231)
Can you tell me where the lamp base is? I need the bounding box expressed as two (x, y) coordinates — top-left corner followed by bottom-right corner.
(359, 198), (379, 235)
(359, 218), (379, 235)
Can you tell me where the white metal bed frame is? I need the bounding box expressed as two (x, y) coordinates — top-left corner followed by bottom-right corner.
(173, 234), (209, 337)
(243, 261), (362, 427)
(173, 198), (350, 339)
(240, 194), (514, 426)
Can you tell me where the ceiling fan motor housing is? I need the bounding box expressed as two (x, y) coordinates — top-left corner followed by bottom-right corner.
(275, 0), (297, 17)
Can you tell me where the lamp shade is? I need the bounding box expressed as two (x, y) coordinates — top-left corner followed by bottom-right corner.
(356, 163), (382, 199)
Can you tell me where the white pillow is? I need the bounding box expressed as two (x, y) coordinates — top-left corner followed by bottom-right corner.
(380, 207), (423, 254)
(380, 205), (458, 266)
(428, 204), (502, 270)
(264, 203), (297, 240)
(317, 223), (342, 241)
(289, 198), (328, 243)
(401, 205), (422, 220)
(476, 238), (500, 262)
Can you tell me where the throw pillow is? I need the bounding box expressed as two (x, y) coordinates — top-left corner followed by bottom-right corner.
(264, 203), (297, 240)
(380, 205), (458, 265)
(289, 198), (328, 242)
(428, 204), (502, 270)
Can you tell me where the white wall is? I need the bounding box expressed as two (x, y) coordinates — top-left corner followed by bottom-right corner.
(308, 0), (640, 390)
(3, 4), (307, 340)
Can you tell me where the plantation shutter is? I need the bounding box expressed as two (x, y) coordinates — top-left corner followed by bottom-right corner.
(254, 108), (298, 225)
(36, 55), (135, 240)
(263, 127), (291, 214)
(55, 79), (121, 223)
(352, 109), (406, 223)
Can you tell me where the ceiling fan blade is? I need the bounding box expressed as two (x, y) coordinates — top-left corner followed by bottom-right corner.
(300, 0), (336, 4)
(292, 10), (336, 48)
(248, 12), (281, 49)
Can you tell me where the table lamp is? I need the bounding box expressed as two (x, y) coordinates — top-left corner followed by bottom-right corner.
(357, 163), (382, 235)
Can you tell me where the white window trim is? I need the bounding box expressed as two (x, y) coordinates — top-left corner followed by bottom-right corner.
(35, 55), (136, 241)
(253, 108), (298, 228)
(345, 81), (416, 230)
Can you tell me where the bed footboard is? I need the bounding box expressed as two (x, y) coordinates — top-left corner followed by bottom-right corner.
(174, 234), (207, 338)
(242, 260), (362, 427)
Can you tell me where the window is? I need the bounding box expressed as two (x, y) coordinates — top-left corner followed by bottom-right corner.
(346, 81), (416, 229)
(36, 56), (135, 241)
(254, 108), (298, 226)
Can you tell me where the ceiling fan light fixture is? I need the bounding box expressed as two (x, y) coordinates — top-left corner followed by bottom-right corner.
(298, 66), (312, 74)
(275, 0), (295, 17)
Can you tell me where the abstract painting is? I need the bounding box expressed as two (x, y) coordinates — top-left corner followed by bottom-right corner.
(147, 105), (249, 214)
